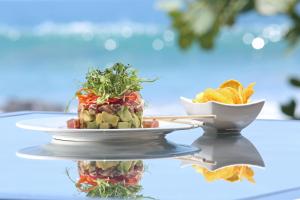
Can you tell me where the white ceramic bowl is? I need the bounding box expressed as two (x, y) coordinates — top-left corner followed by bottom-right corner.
(180, 97), (265, 133)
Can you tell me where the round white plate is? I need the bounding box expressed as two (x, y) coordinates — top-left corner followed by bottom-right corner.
(16, 138), (200, 160)
(16, 115), (197, 141)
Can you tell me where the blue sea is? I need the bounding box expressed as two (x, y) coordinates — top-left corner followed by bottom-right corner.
(0, 0), (300, 119)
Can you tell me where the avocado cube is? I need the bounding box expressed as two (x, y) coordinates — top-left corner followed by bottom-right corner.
(117, 106), (132, 122)
(117, 121), (131, 129)
(96, 161), (120, 170)
(117, 161), (133, 173)
(100, 122), (110, 129)
(102, 111), (119, 127)
(95, 113), (103, 125)
(131, 113), (141, 128)
(136, 111), (143, 118)
(135, 160), (143, 167)
(86, 120), (98, 129)
(82, 110), (95, 122)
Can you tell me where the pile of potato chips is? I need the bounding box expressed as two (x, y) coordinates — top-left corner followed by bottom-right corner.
(192, 165), (255, 183)
(193, 80), (255, 104)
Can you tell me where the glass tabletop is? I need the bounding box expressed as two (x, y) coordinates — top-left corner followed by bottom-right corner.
(1, 112), (300, 200)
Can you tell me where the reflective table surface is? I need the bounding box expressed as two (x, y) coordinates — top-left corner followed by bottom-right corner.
(1, 112), (300, 200)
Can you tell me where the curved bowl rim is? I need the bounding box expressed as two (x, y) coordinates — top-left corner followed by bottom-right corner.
(180, 96), (265, 107)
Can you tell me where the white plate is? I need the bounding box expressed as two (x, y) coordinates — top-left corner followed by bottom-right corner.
(16, 115), (197, 141)
(16, 138), (200, 160)
(180, 97), (265, 133)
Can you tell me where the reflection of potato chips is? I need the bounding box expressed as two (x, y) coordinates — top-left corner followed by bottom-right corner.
(192, 165), (255, 183)
(193, 80), (255, 104)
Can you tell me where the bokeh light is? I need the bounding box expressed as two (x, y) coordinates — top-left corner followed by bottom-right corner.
(242, 33), (254, 45)
(121, 26), (133, 38)
(104, 39), (117, 51)
(262, 25), (283, 43)
(163, 30), (175, 42)
(251, 37), (265, 50)
(152, 38), (164, 50)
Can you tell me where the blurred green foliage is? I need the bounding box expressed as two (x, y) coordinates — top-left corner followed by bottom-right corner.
(281, 99), (298, 119)
(168, 0), (300, 50)
(281, 78), (300, 119)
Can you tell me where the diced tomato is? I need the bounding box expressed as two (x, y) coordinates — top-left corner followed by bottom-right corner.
(143, 120), (159, 128)
(107, 97), (122, 104)
(67, 119), (81, 129)
(124, 92), (138, 101)
(76, 89), (141, 107)
(84, 174), (139, 185)
(126, 177), (139, 185)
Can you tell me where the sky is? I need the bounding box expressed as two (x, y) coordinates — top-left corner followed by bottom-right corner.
(0, 0), (291, 27)
(0, 0), (169, 26)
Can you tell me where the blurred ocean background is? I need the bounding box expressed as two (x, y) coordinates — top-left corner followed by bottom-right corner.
(0, 0), (299, 118)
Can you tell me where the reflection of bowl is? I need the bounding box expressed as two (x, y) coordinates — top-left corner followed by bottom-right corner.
(180, 97), (265, 132)
(180, 133), (265, 171)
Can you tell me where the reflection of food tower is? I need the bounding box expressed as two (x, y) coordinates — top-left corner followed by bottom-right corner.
(76, 161), (144, 198)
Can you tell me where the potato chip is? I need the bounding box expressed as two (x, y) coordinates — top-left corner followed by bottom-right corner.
(220, 87), (242, 104)
(192, 165), (255, 183)
(200, 167), (233, 182)
(193, 92), (207, 103)
(193, 79), (256, 105)
(226, 174), (240, 182)
(202, 88), (233, 104)
(219, 79), (243, 91)
(215, 167), (236, 180)
(195, 92), (204, 100)
(242, 82), (256, 103)
(216, 88), (235, 104)
(240, 166), (255, 183)
(237, 85), (244, 104)
(216, 90), (235, 104)
(202, 169), (219, 182)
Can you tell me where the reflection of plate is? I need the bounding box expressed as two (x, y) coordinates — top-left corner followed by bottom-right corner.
(178, 133), (265, 171)
(16, 138), (200, 160)
(16, 114), (197, 142)
(180, 97), (264, 132)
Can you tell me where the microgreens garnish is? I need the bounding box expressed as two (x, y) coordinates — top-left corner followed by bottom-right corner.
(82, 63), (156, 103)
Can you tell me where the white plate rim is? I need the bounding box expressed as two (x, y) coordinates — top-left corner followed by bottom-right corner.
(16, 146), (200, 161)
(16, 116), (197, 133)
(16, 141), (200, 161)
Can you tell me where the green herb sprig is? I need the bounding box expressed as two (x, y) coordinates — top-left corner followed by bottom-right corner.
(65, 168), (156, 200)
(82, 63), (156, 104)
(85, 179), (142, 199)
